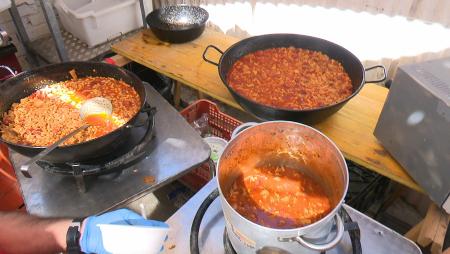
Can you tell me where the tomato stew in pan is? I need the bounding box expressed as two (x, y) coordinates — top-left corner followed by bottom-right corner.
(227, 47), (352, 110)
(1, 77), (140, 147)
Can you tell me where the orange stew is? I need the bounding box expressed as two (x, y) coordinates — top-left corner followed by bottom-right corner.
(0, 77), (140, 146)
(227, 47), (353, 110)
(225, 165), (331, 229)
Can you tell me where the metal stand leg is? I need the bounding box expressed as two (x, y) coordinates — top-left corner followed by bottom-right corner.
(39, 0), (69, 62)
(173, 80), (181, 109)
(208, 159), (215, 179)
(72, 164), (86, 193)
(9, 0), (39, 66)
(9, 1), (29, 43)
(139, 0), (147, 28)
(197, 91), (205, 99)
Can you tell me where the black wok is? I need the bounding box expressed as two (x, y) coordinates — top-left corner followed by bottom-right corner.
(0, 62), (149, 164)
(202, 34), (386, 123)
(146, 5), (209, 43)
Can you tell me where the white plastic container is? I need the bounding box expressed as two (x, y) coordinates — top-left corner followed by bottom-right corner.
(54, 0), (151, 47)
(98, 223), (169, 254)
(203, 136), (227, 164)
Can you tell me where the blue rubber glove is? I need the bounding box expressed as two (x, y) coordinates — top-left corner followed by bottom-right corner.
(80, 208), (168, 254)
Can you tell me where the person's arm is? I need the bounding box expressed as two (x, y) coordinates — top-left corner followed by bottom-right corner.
(0, 211), (71, 254)
(0, 209), (168, 254)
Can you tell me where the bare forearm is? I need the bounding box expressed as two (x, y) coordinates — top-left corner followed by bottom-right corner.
(0, 212), (71, 254)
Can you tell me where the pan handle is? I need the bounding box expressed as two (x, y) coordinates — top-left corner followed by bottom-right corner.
(364, 65), (386, 83)
(231, 122), (258, 139)
(0, 65), (17, 77)
(295, 214), (344, 251)
(278, 214), (345, 252)
(202, 45), (223, 66)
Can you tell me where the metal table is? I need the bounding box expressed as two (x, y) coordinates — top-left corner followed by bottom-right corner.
(164, 179), (421, 254)
(10, 85), (210, 218)
(9, 0), (147, 64)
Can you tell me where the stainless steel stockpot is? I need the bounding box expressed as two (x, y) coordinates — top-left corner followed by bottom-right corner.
(217, 121), (349, 253)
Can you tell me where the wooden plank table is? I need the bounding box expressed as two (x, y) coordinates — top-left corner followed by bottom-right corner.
(112, 28), (422, 193)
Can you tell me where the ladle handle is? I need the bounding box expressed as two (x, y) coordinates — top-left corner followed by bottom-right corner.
(0, 65), (17, 77)
(20, 124), (89, 178)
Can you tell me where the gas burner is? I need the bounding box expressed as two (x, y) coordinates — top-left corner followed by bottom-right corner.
(35, 105), (156, 192)
(221, 220), (360, 254)
(191, 189), (362, 254)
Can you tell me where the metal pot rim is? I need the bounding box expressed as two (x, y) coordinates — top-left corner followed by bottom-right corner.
(216, 120), (349, 232)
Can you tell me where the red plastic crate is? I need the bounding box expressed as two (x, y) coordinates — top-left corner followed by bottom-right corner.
(179, 100), (242, 190)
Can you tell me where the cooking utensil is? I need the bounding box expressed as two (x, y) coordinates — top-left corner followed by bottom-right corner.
(217, 121), (348, 253)
(202, 34), (387, 123)
(0, 62), (149, 167)
(146, 5), (208, 43)
(99, 219), (169, 254)
(19, 97), (113, 178)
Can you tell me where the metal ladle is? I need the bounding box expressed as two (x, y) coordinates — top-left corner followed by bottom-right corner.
(20, 97), (113, 178)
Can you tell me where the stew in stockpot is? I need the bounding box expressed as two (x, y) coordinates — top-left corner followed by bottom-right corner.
(225, 165), (331, 229)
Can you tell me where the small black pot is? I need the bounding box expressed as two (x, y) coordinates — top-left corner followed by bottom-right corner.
(146, 5), (209, 43)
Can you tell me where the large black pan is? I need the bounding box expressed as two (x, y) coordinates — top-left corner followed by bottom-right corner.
(202, 34), (386, 123)
(0, 62), (150, 165)
(146, 5), (209, 43)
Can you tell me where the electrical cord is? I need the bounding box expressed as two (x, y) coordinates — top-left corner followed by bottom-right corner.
(340, 207), (362, 254)
(190, 188), (220, 254)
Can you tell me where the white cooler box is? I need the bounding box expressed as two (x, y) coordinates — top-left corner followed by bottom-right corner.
(54, 0), (151, 47)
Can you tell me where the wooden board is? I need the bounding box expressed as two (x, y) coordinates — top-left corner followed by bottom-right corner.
(405, 220), (423, 242)
(418, 204), (443, 246)
(112, 29), (422, 192)
(314, 84), (422, 192)
(113, 29), (242, 109)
